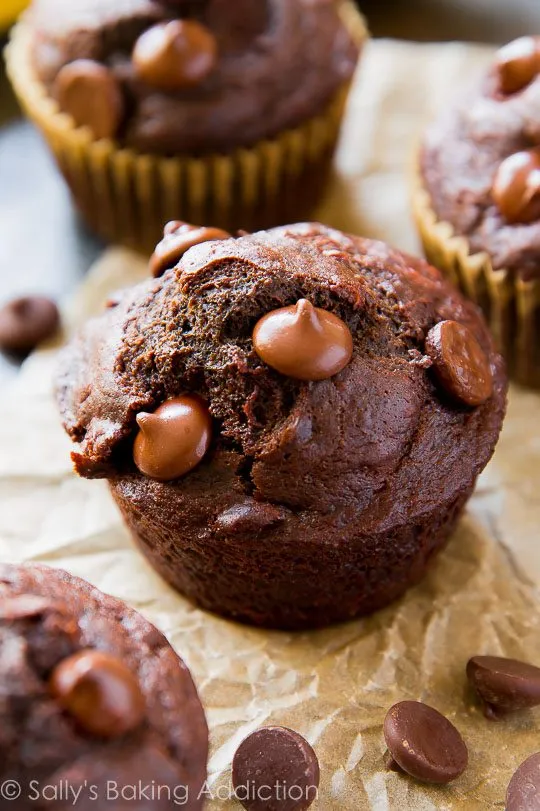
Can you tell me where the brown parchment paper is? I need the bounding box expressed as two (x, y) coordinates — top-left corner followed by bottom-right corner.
(2, 41), (540, 810)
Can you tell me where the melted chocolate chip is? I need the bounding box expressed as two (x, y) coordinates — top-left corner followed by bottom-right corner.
(493, 148), (540, 225)
(495, 37), (540, 95)
(425, 320), (493, 407)
(133, 21), (218, 90)
(216, 500), (288, 533)
(133, 395), (212, 481)
(150, 221), (231, 278)
(252, 299), (353, 381)
(467, 655), (540, 718)
(0, 296), (59, 356)
(50, 649), (145, 739)
(384, 701), (468, 785)
(232, 727), (320, 811)
(0, 595), (52, 621)
(507, 753), (540, 811)
(54, 60), (124, 140)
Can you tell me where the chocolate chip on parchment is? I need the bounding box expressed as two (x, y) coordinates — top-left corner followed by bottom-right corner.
(506, 752), (540, 811)
(384, 701), (468, 785)
(467, 655), (540, 719)
(232, 726), (320, 811)
(0, 296), (59, 355)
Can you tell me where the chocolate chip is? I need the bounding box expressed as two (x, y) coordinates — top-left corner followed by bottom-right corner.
(507, 753), (540, 811)
(232, 727), (320, 811)
(150, 221), (231, 278)
(0, 296), (59, 356)
(50, 649), (145, 739)
(54, 60), (124, 141)
(492, 148), (540, 225)
(495, 37), (540, 94)
(216, 500), (288, 533)
(0, 595), (52, 621)
(384, 701), (468, 785)
(133, 395), (212, 481)
(467, 655), (540, 719)
(252, 300), (353, 381)
(133, 20), (218, 90)
(425, 320), (493, 407)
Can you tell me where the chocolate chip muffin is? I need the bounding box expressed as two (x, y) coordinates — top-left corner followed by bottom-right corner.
(56, 222), (507, 630)
(0, 563), (208, 810)
(415, 36), (540, 387)
(6, 0), (365, 251)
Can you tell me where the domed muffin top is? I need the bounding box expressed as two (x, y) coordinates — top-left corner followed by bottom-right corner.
(29, 0), (360, 153)
(421, 36), (540, 280)
(0, 563), (208, 805)
(57, 223), (506, 534)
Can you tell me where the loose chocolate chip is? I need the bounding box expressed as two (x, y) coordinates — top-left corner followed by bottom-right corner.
(495, 37), (540, 95)
(54, 60), (124, 141)
(50, 649), (145, 739)
(507, 753), (540, 811)
(425, 320), (493, 407)
(0, 595), (51, 620)
(133, 20), (218, 90)
(492, 148), (540, 225)
(0, 296), (59, 356)
(384, 701), (468, 785)
(232, 727), (320, 811)
(252, 299), (353, 381)
(150, 221), (231, 277)
(133, 394), (212, 481)
(467, 655), (540, 719)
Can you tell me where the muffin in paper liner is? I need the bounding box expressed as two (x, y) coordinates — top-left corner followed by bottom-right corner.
(5, 3), (367, 254)
(412, 170), (540, 389)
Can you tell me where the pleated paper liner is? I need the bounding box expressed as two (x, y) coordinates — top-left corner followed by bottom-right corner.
(412, 173), (540, 388)
(6, 3), (367, 255)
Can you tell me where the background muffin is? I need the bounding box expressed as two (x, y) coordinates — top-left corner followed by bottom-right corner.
(6, 0), (364, 251)
(415, 36), (540, 388)
(0, 563), (208, 810)
(56, 222), (507, 630)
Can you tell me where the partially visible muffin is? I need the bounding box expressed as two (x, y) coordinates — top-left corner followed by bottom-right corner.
(415, 36), (540, 387)
(0, 563), (208, 810)
(56, 222), (507, 630)
(7, 0), (364, 249)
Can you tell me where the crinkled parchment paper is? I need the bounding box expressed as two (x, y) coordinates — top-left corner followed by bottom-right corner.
(2, 41), (540, 810)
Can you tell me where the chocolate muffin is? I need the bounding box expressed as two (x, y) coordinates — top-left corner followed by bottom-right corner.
(0, 563), (208, 810)
(7, 0), (364, 249)
(415, 36), (540, 386)
(56, 222), (507, 630)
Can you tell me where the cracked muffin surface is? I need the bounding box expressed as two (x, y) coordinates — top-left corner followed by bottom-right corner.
(57, 223), (507, 629)
(0, 563), (208, 810)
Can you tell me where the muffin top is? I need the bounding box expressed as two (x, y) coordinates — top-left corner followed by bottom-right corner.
(421, 36), (540, 281)
(0, 563), (208, 810)
(29, 0), (360, 154)
(57, 223), (506, 534)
